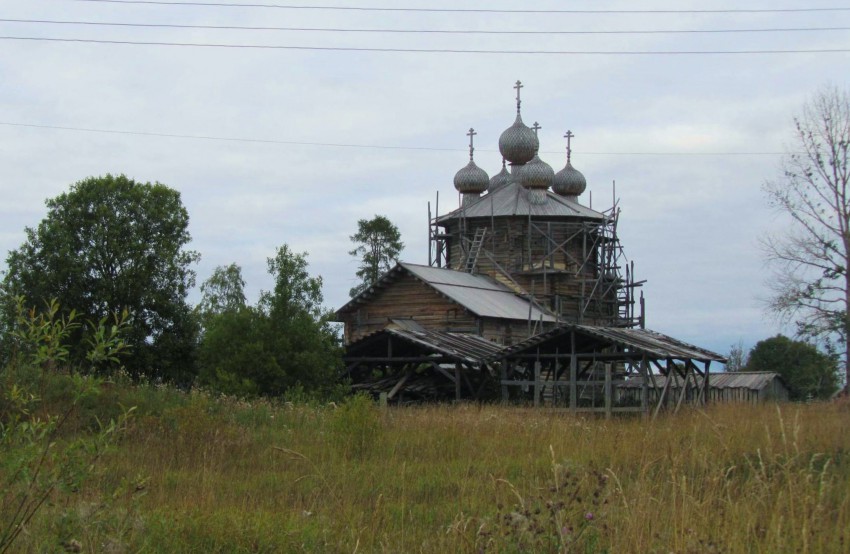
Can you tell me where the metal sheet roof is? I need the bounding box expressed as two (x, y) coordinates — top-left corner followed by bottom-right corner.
(401, 263), (558, 322)
(335, 262), (557, 323)
(498, 323), (726, 362)
(436, 181), (605, 223)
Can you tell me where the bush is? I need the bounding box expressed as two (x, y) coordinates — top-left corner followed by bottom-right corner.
(0, 299), (133, 551)
(328, 394), (381, 459)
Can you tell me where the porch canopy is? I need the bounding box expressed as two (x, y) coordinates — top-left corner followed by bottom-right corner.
(494, 324), (726, 415)
(343, 320), (502, 401)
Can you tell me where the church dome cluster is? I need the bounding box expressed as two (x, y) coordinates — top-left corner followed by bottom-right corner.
(453, 80), (587, 205)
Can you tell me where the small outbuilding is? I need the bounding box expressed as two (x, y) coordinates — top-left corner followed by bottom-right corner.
(621, 371), (790, 405)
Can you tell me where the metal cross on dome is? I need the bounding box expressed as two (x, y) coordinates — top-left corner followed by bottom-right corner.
(532, 121), (541, 136)
(466, 127), (477, 161)
(514, 80), (523, 114)
(564, 130), (575, 162)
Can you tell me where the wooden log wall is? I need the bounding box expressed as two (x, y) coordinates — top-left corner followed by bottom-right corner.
(341, 273), (478, 343)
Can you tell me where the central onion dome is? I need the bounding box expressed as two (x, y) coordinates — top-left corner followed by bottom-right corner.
(553, 130), (587, 198)
(454, 128), (489, 206)
(498, 80), (539, 165)
(489, 159), (511, 191)
(499, 114), (539, 165)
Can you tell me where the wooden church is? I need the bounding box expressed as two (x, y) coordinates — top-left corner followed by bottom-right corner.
(334, 82), (724, 414)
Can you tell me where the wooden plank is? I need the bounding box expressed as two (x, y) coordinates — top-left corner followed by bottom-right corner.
(387, 372), (411, 400)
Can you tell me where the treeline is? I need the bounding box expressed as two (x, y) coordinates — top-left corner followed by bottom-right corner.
(0, 174), (343, 399)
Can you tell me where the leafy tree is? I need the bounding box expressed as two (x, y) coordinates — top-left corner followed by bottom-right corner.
(746, 335), (839, 400)
(725, 340), (748, 372)
(349, 215), (403, 297)
(0, 174), (200, 382)
(763, 85), (850, 391)
(197, 263), (247, 326)
(198, 246), (342, 397)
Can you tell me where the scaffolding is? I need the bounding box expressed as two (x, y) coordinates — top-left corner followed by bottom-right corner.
(427, 190), (644, 331)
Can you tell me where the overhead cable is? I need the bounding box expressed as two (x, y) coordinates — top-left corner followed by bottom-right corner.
(2, 36), (847, 55)
(3, 18), (849, 36)
(0, 122), (789, 156)
(63, 0), (850, 15)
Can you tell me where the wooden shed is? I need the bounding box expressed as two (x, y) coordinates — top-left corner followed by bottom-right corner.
(620, 371), (790, 405)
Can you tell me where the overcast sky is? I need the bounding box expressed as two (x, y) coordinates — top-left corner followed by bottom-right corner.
(2, 0), (848, 358)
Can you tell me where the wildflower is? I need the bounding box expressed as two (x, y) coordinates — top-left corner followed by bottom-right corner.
(585, 512), (594, 521)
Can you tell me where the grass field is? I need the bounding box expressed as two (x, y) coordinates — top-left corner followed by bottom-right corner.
(4, 383), (850, 553)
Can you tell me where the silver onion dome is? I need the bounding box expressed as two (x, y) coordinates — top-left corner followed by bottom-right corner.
(553, 129), (586, 197)
(454, 160), (489, 194)
(489, 159), (511, 191)
(553, 162), (587, 197)
(522, 153), (554, 190)
(498, 114), (539, 165)
(454, 128), (489, 206)
(498, 80), (538, 165)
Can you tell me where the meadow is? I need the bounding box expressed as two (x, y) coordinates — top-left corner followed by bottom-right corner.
(3, 381), (849, 553)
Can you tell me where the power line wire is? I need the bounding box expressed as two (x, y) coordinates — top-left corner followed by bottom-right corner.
(0, 121), (790, 156)
(63, 0), (850, 15)
(3, 18), (848, 36)
(2, 36), (847, 54)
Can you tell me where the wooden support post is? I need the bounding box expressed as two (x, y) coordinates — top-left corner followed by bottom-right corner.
(652, 360), (674, 421)
(570, 331), (577, 414)
(455, 363), (461, 402)
(534, 359), (542, 407)
(501, 361), (508, 402)
(674, 362), (693, 414)
(703, 361), (711, 406)
(604, 362), (612, 420)
(641, 356), (649, 416)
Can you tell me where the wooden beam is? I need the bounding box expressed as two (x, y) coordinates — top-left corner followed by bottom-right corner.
(387, 371), (411, 400)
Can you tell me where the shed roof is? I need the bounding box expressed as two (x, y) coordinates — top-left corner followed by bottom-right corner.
(622, 372), (786, 390)
(437, 180), (605, 223)
(344, 319), (503, 366)
(335, 262), (558, 323)
(498, 323), (726, 363)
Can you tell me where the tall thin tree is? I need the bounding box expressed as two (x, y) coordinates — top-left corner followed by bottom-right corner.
(763, 85), (850, 391)
(348, 215), (403, 298)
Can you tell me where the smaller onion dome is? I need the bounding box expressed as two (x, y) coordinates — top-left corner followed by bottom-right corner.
(454, 160), (489, 194)
(489, 159), (511, 191)
(553, 130), (587, 197)
(522, 153), (555, 191)
(553, 162), (587, 196)
(454, 128), (489, 197)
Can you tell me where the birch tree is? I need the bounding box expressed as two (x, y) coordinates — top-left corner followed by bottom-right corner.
(763, 85), (850, 391)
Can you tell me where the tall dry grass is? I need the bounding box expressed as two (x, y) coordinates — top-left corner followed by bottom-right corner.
(8, 391), (850, 553)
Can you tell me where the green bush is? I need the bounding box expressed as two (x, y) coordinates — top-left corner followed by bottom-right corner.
(328, 393), (381, 459)
(0, 298), (133, 552)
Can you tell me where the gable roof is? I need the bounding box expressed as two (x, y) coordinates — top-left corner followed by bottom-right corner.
(437, 180), (605, 222)
(335, 261), (558, 323)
